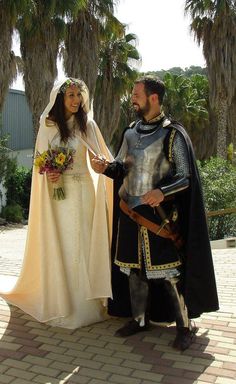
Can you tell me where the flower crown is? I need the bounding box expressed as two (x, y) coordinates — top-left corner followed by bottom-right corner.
(59, 78), (82, 94)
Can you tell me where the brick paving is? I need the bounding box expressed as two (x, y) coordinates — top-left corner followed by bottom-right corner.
(0, 227), (235, 384)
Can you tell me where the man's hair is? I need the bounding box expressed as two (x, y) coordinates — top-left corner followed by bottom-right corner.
(134, 76), (165, 105)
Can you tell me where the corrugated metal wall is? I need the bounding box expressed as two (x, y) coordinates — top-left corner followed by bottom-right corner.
(1, 89), (33, 150)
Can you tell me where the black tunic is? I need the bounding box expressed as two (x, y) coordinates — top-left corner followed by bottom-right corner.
(107, 119), (219, 322)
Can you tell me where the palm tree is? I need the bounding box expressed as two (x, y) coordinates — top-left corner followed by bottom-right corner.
(17, 0), (86, 136)
(189, 73), (216, 159)
(63, 0), (115, 102)
(227, 93), (236, 146)
(185, 0), (236, 158)
(163, 72), (211, 159)
(94, 28), (140, 146)
(111, 89), (138, 154)
(0, 0), (27, 111)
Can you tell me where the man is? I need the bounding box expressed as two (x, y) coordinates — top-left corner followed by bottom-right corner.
(93, 77), (219, 351)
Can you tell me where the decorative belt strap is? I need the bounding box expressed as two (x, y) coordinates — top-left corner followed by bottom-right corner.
(119, 199), (183, 249)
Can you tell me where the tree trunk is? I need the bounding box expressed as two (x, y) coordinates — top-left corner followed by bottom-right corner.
(64, 12), (100, 102)
(216, 98), (228, 159)
(20, 24), (60, 138)
(0, 14), (16, 111)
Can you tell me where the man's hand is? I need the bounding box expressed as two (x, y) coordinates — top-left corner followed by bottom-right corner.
(91, 155), (110, 174)
(141, 188), (164, 207)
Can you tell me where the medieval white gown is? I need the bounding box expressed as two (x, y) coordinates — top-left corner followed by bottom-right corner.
(0, 116), (113, 329)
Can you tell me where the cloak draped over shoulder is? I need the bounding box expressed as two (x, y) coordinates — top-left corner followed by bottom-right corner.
(0, 78), (114, 327)
(108, 120), (219, 322)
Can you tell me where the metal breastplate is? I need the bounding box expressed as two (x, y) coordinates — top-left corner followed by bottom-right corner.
(119, 122), (171, 208)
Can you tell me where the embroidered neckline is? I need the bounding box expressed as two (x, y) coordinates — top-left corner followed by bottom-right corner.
(141, 111), (165, 125)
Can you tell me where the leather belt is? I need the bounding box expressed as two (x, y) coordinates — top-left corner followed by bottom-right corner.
(120, 199), (183, 249)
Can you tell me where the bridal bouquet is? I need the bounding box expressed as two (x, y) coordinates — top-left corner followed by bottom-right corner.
(34, 144), (75, 200)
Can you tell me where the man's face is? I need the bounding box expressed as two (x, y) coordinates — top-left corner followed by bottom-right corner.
(131, 83), (151, 118)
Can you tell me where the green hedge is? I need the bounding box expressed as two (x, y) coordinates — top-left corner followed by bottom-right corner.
(198, 157), (236, 240)
(1, 203), (24, 223)
(1, 156), (236, 237)
(3, 162), (32, 221)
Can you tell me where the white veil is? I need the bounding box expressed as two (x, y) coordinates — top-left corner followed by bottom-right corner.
(40, 77), (90, 126)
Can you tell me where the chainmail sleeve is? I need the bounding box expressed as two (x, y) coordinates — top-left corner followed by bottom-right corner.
(160, 130), (190, 196)
(172, 131), (190, 177)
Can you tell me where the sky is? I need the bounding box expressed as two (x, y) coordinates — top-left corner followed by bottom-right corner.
(114, 0), (205, 71)
(12, 0), (206, 90)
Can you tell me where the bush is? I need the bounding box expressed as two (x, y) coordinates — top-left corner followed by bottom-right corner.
(0, 132), (15, 202)
(4, 165), (32, 219)
(198, 157), (236, 240)
(1, 203), (24, 223)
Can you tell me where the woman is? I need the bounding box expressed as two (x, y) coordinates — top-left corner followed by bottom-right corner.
(0, 78), (113, 329)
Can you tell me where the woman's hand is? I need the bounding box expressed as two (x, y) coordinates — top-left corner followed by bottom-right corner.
(91, 155), (110, 174)
(47, 172), (61, 183)
(141, 188), (164, 207)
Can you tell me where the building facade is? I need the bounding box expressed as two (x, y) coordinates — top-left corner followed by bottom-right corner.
(1, 89), (34, 169)
(0, 89), (34, 211)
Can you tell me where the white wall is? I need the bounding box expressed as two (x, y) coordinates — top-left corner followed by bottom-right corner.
(13, 148), (33, 169)
(0, 182), (7, 211)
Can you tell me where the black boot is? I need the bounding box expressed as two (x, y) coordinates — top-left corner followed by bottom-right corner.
(115, 319), (150, 337)
(173, 324), (198, 351)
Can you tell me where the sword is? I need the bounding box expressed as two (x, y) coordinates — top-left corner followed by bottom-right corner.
(155, 204), (172, 233)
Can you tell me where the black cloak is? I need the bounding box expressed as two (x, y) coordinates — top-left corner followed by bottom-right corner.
(107, 120), (219, 322)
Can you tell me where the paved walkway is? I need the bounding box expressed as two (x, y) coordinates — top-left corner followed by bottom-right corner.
(0, 227), (235, 384)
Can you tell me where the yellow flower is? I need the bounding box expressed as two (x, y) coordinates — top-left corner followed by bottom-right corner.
(34, 151), (48, 167)
(34, 155), (45, 167)
(41, 151), (48, 160)
(55, 152), (66, 165)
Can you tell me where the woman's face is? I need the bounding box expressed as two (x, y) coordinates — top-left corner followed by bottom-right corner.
(64, 85), (81, 119)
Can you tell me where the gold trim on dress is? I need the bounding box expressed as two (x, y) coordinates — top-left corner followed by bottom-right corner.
(114, 221), (141, 269)
(140, 226), (182, 271)
(115, 260), (141, 268)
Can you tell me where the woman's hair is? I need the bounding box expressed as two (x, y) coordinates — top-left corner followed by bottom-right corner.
(48, 85), (88, 142)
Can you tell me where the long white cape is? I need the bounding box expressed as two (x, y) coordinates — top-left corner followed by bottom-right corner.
(0, 79), (113, 323)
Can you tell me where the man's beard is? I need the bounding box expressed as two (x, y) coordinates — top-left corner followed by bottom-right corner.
(133, 99), (151, 118)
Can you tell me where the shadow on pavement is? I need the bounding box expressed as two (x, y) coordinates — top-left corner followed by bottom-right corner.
(124, 322), (215, 384)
